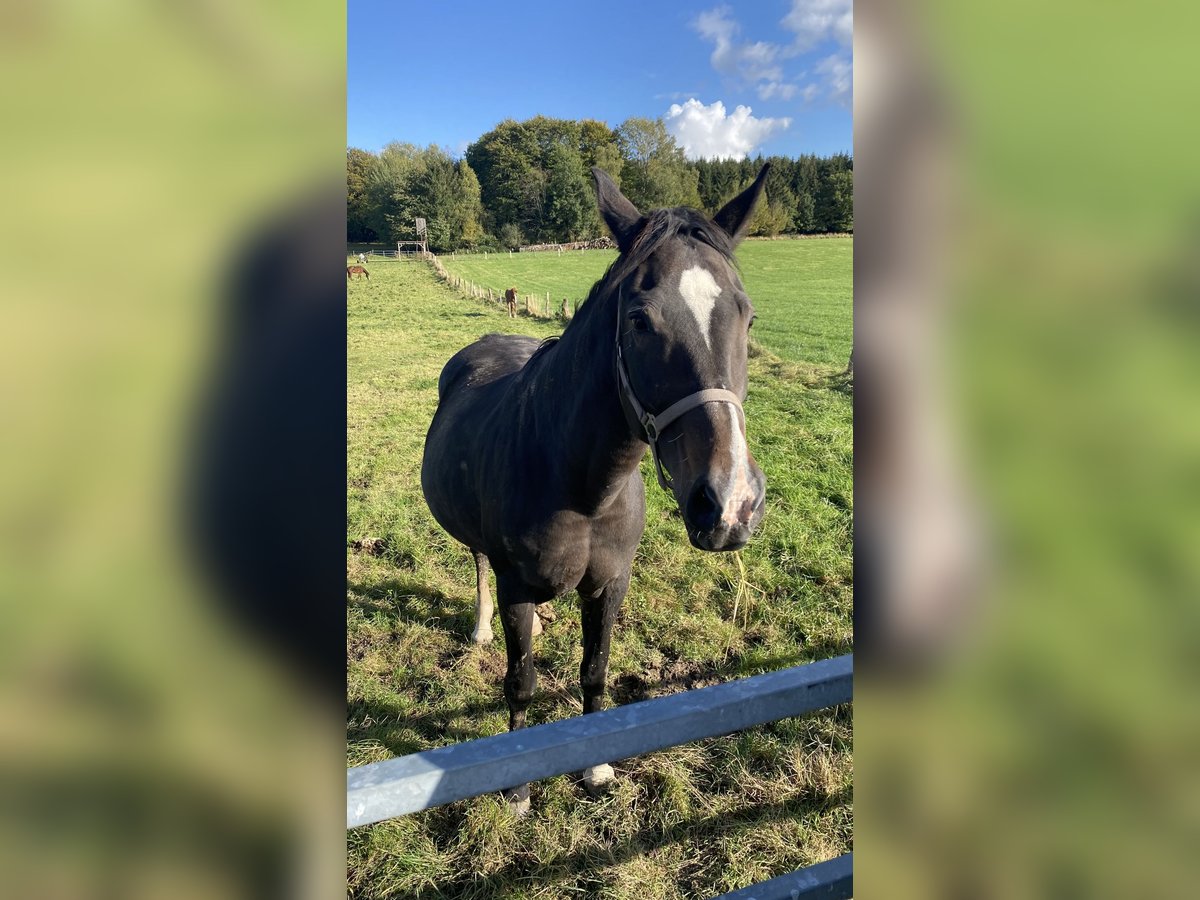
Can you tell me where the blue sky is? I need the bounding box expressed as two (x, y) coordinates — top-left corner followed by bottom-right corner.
(348, 1), (851, 161)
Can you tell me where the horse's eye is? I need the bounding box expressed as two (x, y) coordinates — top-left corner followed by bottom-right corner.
(629, 311), (650, 333)
(748, 315), (757, 331)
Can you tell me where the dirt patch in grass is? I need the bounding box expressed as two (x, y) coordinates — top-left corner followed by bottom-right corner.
(611, 657), (726, 703)
(351, 537), (387, 556)
(350, 537), (418, 569)
(347, 630), (374, 663)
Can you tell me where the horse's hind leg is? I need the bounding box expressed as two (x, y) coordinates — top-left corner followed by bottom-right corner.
(471, 551), (494, 644)
(471, 550), (540, 642)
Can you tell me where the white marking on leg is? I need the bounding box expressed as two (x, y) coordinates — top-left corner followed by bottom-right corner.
(472, 575), (493, 644)
(582, 763), (615, 792)
(678, 265), (722, 349)
(719, 404), (756, 527)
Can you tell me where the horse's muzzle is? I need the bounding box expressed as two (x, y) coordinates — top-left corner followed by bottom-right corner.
(683, 472), (766, 552)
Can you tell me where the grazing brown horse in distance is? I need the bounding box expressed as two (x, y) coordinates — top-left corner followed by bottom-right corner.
(347, 265), (370, 282)
(505, 287), (517, 318)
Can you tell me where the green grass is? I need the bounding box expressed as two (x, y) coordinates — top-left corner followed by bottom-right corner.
(347, 247), (853, 900)
(439, 237), (853, 368)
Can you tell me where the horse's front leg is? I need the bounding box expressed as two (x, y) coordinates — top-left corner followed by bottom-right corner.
(495, 572), (546, 815)
(577, 570), (630, 793)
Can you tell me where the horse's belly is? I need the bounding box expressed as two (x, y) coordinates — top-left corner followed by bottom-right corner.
(421, 412), (489, 550)
(504, 517), (592, 596)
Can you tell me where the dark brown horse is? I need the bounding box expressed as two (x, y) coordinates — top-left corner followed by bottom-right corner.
(421, 166), (769, 812)
(347, 265), (370, 281)
(504, 286), (517, 318)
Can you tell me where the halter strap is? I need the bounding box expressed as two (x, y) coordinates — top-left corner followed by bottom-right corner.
(614, 293), (744, 491)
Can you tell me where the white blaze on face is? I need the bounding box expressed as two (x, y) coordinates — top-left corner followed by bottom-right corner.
(719, 404), (757, 527)
(678, 265), (722, 349)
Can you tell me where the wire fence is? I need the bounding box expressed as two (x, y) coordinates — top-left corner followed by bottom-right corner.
(422, 251), (575, 320)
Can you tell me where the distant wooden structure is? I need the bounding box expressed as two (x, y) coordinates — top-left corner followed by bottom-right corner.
(398, 216), (429, 255)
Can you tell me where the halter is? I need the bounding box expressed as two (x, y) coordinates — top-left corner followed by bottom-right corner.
(613, 286), (745, 491)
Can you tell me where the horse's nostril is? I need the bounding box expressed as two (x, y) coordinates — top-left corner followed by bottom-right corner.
(687, 481), (720, 531)
(737, 497), (755, 525)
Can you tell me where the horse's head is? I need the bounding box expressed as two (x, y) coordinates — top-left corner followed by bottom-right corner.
(593, 166), (769, 552)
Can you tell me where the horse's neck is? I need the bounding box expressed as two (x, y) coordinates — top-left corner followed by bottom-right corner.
(530, 294), (646, 506)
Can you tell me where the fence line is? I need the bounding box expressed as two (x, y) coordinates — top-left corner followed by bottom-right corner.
(711, 853), (852, 900)
(347, 654), (851, 825)
(350, 233), (851, 262)
(420, 251), (571, 321)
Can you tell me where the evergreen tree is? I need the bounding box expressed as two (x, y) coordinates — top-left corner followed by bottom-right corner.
(352, 120), (854, 248)
(816, 169), (853, 233)
(794, 190), (817, 233)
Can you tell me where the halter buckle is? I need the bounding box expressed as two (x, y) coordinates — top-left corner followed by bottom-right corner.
(641, 414), (658, 442)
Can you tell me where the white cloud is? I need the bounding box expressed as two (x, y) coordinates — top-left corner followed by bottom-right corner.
(757, 81), (799, 101)
(664, 98), (791, 161)
(694, 7), (784, 84)
(783, 0), (853, 50)
(814, 53), (852, 106)
(691, 4), (852, 110)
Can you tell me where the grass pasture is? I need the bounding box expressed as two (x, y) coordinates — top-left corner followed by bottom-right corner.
(439, 237), (852, 368)
(347, 243), (853, 899)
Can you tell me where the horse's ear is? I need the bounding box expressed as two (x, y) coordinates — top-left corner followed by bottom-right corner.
(713, 163), (771, 245)
(591, 167), (643, 253)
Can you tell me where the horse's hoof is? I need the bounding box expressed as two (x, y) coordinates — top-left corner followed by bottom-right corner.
(502, 786), (531, 816)
(471, 627), (493, 644)
(581, 764), (616, 795)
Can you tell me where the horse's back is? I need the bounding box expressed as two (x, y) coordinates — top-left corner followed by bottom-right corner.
(436, 333), (541, 402)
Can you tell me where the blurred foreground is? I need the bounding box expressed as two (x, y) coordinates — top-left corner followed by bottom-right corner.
(0, 2), (345, 897)
(2, 0), (1200, 896)
(856, 0), (1200, 895)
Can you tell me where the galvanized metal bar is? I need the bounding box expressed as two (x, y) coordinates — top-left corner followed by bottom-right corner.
(711, 854), (853, 900)
(348, 654), (851, 827)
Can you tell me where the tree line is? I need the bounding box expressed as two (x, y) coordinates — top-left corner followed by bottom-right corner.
(348, 115), (852, 252)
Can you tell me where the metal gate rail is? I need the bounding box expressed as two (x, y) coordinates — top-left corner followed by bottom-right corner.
(347, 653), (853, 897)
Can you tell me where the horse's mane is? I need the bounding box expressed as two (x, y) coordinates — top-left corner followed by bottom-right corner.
(528, 334), (560, 362)
(561, 207), (738, 338)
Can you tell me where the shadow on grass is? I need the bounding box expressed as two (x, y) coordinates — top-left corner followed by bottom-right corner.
(820, 369), (854, 396)
(379, 787), (851, 900)
(348, 576), (476, 635)
(350, 574), (851, 753)
(609, 641), (851, 704)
